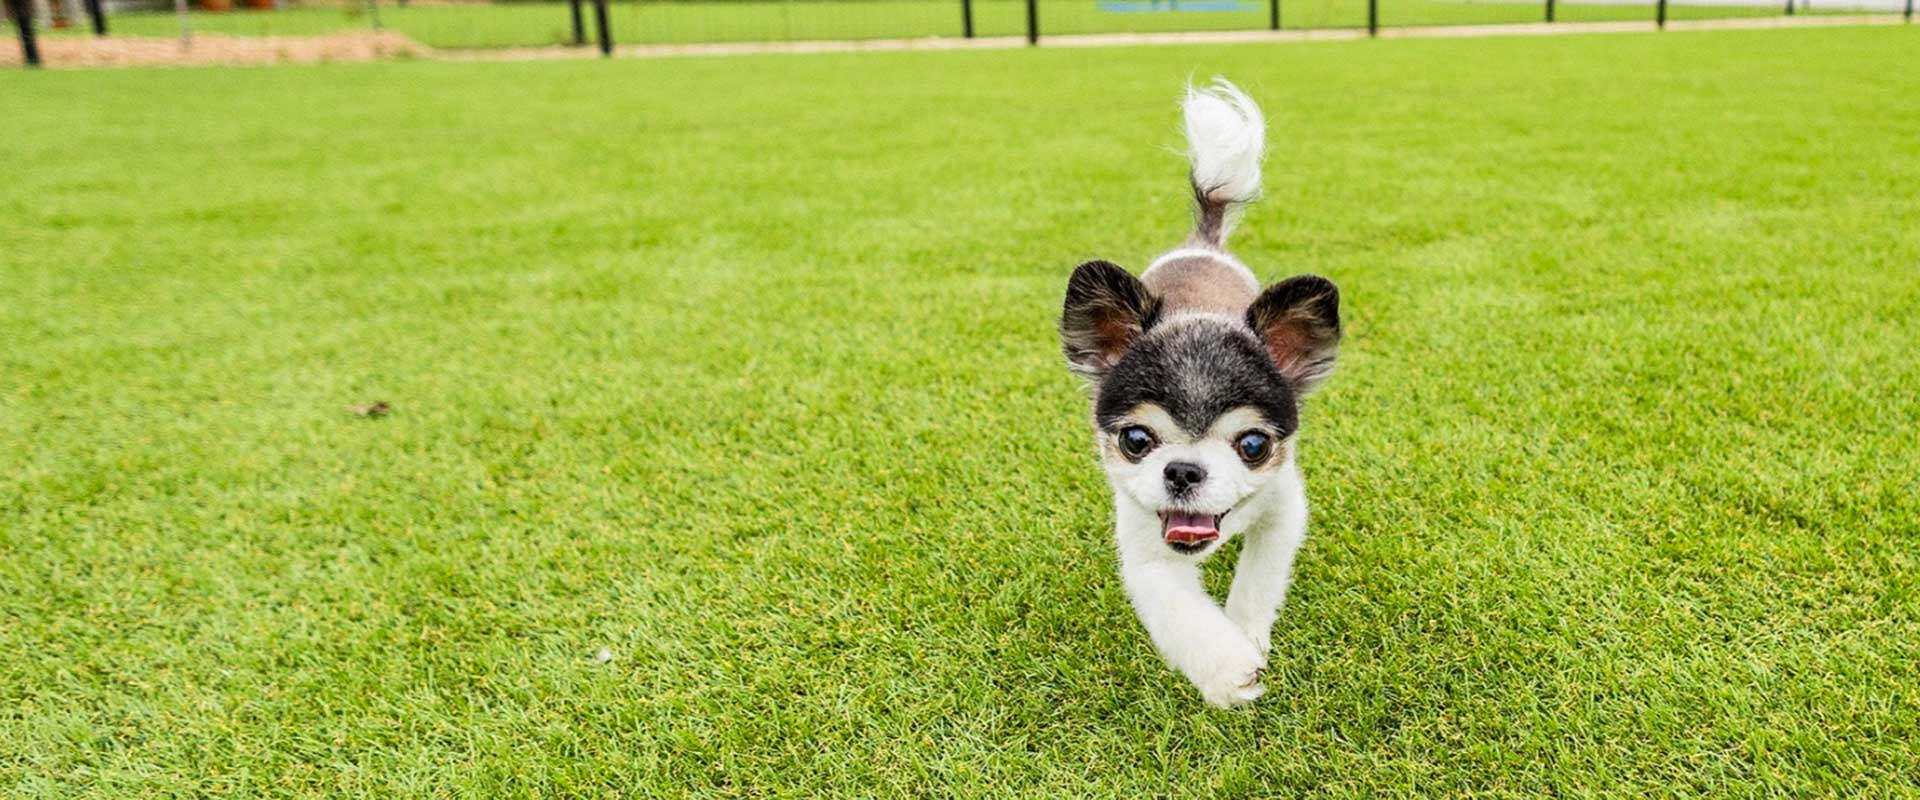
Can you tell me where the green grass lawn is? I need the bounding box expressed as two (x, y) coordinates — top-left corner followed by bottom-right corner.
(40, 0), (1859, 48)
(5, 25), (1920, 796)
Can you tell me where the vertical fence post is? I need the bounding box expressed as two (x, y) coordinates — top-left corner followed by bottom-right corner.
(961, 0), (973, 37)
(1782, 0), (1792, 15)
(83, 0), (104, 35)
(1024, 0), (1037, 45)
(592, 0), (610, 55)
(1905, 0), (1911, 22)
(569, 0), (584, 45)
(1268, 0), (1279, 29)
(7, 0), (38, 67)
(365, 0), (382, 30)
(1545, 0), (1554, 22)
(1367, 0), (1376, 35)
(172, 0), (190, 45)
(1655, 0), (1666, 28)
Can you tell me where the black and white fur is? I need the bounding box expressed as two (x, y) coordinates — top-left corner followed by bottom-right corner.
(1059, 80), (1341, 708)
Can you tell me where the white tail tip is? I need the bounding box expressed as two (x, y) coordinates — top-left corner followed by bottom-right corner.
(1183, 78), (1266, 206)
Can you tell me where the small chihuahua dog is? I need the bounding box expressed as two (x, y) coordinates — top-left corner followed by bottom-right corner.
(1058, 80), (1341, 707)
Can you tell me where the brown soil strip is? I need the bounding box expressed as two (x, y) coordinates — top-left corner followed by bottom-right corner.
(0, 30), (427, 68)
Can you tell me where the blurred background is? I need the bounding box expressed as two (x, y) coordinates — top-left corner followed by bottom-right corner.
(7, 0), (1911, 57)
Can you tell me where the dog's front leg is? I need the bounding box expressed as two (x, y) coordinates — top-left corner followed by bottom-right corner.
(1118, 549), (1266, 708)
(1224, 465), (1308, 655)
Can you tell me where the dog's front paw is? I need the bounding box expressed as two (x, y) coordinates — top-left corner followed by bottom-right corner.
(1190, 637), (1267, 708)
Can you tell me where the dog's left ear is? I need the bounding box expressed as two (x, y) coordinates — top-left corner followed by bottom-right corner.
(1247, 275), (1341, 393)
(1060, 260), (1158, 382)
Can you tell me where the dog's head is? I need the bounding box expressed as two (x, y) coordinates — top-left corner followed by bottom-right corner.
(1059, 260), (1340, 555)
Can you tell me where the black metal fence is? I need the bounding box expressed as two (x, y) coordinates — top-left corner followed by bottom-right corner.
(7, 0), (1914, 67)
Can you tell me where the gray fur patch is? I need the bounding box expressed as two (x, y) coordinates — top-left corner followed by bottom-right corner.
(1092, 316), (1298, 438)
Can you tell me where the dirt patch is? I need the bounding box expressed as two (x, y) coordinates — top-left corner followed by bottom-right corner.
(0, 30), (429, 68)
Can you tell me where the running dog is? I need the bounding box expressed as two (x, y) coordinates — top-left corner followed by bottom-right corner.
(1058, 80), (1341, 707)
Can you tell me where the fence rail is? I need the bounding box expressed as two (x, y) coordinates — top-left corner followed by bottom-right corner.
(7, 0), (1914, 67)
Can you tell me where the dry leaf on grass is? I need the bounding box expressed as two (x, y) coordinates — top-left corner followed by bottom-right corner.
(349, 401), (391, 418)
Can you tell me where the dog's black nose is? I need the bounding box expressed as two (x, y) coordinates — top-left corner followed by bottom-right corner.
(1163, 462), (1206, 494)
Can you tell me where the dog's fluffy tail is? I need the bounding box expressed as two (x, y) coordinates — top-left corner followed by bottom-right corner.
(1183, 78), (1265, 249)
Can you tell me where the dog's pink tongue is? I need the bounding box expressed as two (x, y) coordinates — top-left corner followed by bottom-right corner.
(1162, 512), (1220, 545)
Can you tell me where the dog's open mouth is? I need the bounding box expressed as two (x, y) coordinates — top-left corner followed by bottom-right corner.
(1160, 509), (1226, 553)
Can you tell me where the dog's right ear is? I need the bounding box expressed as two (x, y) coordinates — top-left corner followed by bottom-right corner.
(1246, 274), (1341, 394)
(1060, 260), (1158, 382)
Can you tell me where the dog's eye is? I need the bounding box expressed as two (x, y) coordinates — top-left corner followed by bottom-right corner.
(1118, 426), (1157, 460)
(1235, 431), (1272, 464)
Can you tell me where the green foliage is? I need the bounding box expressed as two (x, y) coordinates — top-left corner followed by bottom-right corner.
(41, 0), (1861, 49)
